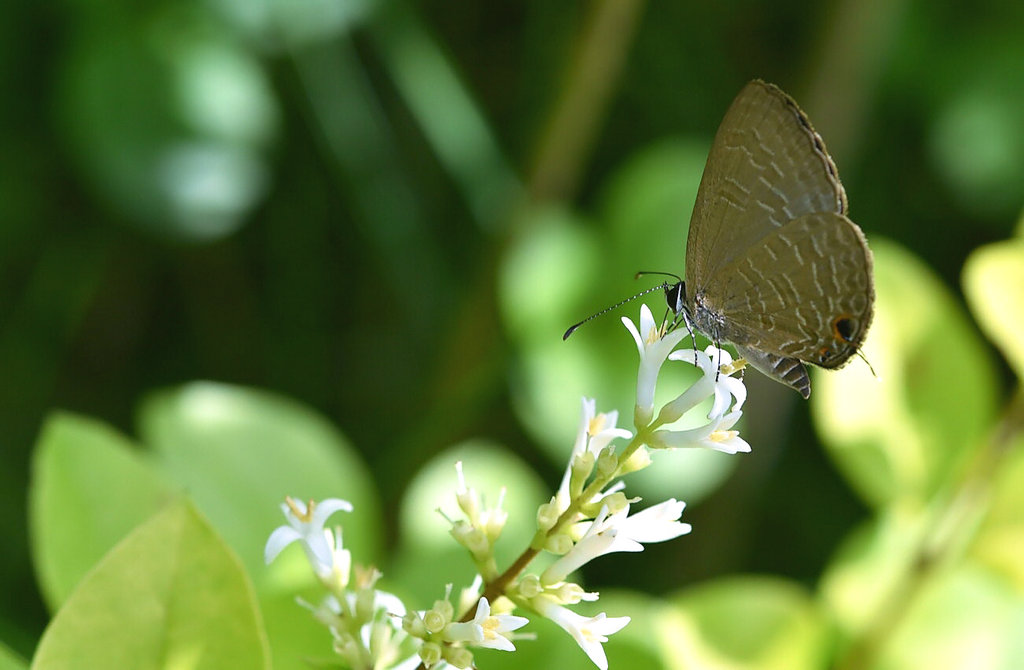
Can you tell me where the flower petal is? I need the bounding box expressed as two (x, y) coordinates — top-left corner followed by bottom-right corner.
(535, 598), (630, 670)
(264, 525), (302, 563)
(311, 497), (354, 526)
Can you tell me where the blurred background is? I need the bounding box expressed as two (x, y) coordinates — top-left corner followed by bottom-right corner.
(3, 0), (1024, 665)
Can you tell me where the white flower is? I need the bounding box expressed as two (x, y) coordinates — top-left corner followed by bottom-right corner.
(607, 498), (692, 546)
(533, 597), (630, 670)
(342, 590), (409, 669)
(622, 304), (691, 426)
(541, 500), (691, 584)
(446, 597), (529, 652)
(541, 505), (620, 585)
(264, 497), (353, 572)
(455, 461), (481, 524)
(556, 398), (632, 505)
(317, 526), (352, 588)
(357, 592), (410, 666)
(454, 462), (509, 541)
(659, 346), (746, 424)
(573, 398), (633, 458)
(651, 409), (750, 454)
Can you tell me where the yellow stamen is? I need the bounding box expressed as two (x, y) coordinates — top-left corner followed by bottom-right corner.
(354, 564), (382, 589)
(720, 358), (747, 375)
(709, 430), (739, 442)
(285, 496), (315, 522)
(588, 413), (607, 436)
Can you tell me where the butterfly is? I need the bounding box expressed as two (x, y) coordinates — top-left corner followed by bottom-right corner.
(672, 79), (874, 398)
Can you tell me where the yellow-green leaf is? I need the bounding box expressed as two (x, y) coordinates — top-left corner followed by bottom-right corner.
(29, 412), (175, 610)
(31, 500), (269, 670)
(658, 576), (828, 670)
(963, 239), (1024, 381)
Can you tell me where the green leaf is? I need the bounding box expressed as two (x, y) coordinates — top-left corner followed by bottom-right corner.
(0, 641), (28, 670)
(137, 382), (380, 582)
(877, 565), (1023, 670)
(813, 239), (998, 508)
(28, 386), (378, 670)
(819, 507), (926, 637)
(928, 82), (1024, 219)
(499, 207), (636, 474)
(971, 433), (1024, 593)
(30, 500), (269, 670)
(658, 576), (828, 670)
(136, 382), (381, 670)
(963, 239), (1024, 381)
(29, 412), (176, 610)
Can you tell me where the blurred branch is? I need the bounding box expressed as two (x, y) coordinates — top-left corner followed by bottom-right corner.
(527, 0), (646, 204)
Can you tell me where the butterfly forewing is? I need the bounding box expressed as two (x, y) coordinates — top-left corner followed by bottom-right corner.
(685, 80), (847, 295)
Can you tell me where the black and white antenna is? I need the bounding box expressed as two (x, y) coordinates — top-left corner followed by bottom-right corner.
(562, 271), (685, 340)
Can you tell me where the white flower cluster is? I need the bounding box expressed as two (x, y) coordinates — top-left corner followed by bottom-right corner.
(624, 304), (748, 452)
(264, 497), (524, 669)
(265, 304), (750, 669)
(265, 497), (417, 668)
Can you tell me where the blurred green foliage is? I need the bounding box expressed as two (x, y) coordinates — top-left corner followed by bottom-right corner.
(3, 0), (1024, 668)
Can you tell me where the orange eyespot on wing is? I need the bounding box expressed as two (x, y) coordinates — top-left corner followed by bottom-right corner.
(832, 314), (857, 343)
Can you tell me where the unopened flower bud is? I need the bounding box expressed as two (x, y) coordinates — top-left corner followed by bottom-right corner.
(554, 582), (589, 604)
(403, 612), (427, 637)
(355, 587), (375, 621)
(423, 608), (448, 634)
(465, 528), (489, 557)
(517, 573), (542, 599)
(450, 520), (475, 547)
(596, 446), (618, 477)
(432, 598), (454, 621)
(333, 634), (361, 665)
(570, 452), (595, 497)
(445, 646), (474, 669)
(545, 532), (573, 555)
(582, 492), (627, 518)
(536, 499), (560, 531)
(419, 642), (442, 667)
(618, 446), (652, 475)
